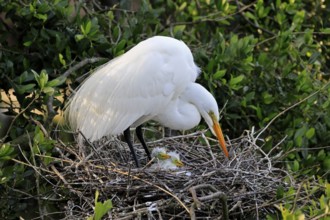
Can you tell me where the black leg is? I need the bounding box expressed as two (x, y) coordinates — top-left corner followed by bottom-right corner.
(136, 125), (151, 160)
(123, 127), (140, 167)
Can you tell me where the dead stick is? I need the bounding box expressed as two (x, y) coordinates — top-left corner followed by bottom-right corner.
(92, 164), (190, 215)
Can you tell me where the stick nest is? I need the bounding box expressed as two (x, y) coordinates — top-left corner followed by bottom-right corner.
(50, 129), (290, 219)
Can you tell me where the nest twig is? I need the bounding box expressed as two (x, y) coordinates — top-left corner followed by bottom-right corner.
(43, 128), (294, 219)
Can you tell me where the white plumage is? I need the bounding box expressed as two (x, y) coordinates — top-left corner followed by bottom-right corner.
(151, 147), (170, 160)
(66, 36), (228, 162)
(150, 148), (183, 170)
(160, 151), (183, 170)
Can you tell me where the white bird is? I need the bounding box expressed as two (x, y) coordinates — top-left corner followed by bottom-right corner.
(151, 147), (171, 160)
(160, 151), (184, 170)
(150, 148), (183, 170)
(66, 36), (228, 167)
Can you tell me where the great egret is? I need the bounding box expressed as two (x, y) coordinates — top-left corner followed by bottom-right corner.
(66, 36), (228, 167)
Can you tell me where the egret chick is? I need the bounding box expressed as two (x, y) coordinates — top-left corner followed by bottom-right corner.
(160, 151), (184, 170)
(150, 150), (183, 171)
(151, 147), (171, 160)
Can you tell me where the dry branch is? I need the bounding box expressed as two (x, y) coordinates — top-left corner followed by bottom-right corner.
(37, 128), (298, 219)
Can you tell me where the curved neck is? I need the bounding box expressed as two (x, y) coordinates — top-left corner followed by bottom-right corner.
(153, 99), (201, 130)
(182, 83), (219, 121)
(153, 83), (219, 131)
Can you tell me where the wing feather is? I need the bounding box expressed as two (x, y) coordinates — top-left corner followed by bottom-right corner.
(66, 36), (198, 141)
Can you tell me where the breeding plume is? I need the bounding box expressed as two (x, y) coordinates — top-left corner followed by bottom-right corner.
(66, 36), (228, 167)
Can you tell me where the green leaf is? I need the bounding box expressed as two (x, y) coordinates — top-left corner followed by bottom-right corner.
(107, 11), (114, 20)
(215, 0), (227, 11)
(249, 105), (263, 119)
(59, 53), (66, 66)
(178, 2), (187, 11)
(0, 143), (15, 161)
(85, 20), (92, 35)
(276, 186), (284, 199)
(29, 3), (35, 13)
(294, 126), (307, 140)
(173, 25), (186, 36)
(33, 70), (40, 87)
(229, 75), (244, 85)
(213, 70), (226, 79)
(75, 34), (85, 41)
(38, 70), (49, 89)
(34, 13), (48, 22)
(65, 46), (72, 61)
(305, 127), (315, 139)
(295, 136), (303, 147)
(94, 199), (112, 220)
(113, 39), (126, 56)
(323, 159), (330, 172)
(33, 126), (45, 144)
(91, 190), (113, 220)
(42, 87), (55, 95)
(15, 84), (36, 94)
(320, 28), (330, 34)
(317, 150), (325, 160)
(116, 39), (126, 52)
(262, 92), (274, 104)
(95, 190), (100, 203)
(23, 41), (32, 47)
(46, 76), (66, 87)
(319, 194), (326, 210)
(244, 11), (256, 21)
(292, 160), (299, 172)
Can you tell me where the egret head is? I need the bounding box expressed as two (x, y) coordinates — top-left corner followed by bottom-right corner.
(181, 83), (229, 158)
(204, 110), (229, 158)
(167, 151), (184, 167)
(151, 147), (171, 160)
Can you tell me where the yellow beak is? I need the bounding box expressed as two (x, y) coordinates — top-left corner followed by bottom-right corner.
(173, 159), (184, 167)
(158, 153), (171, 160)
(211, 114), (229, 158)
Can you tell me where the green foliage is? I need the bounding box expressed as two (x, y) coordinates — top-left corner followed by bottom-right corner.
(0, 143), (16, 184)
(0, 126), (56, 219)
(87, 190), (113, 220)
(268, 180), (330, 220)
(0, 0), (329, 218)
(0, 143), (15, 161)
